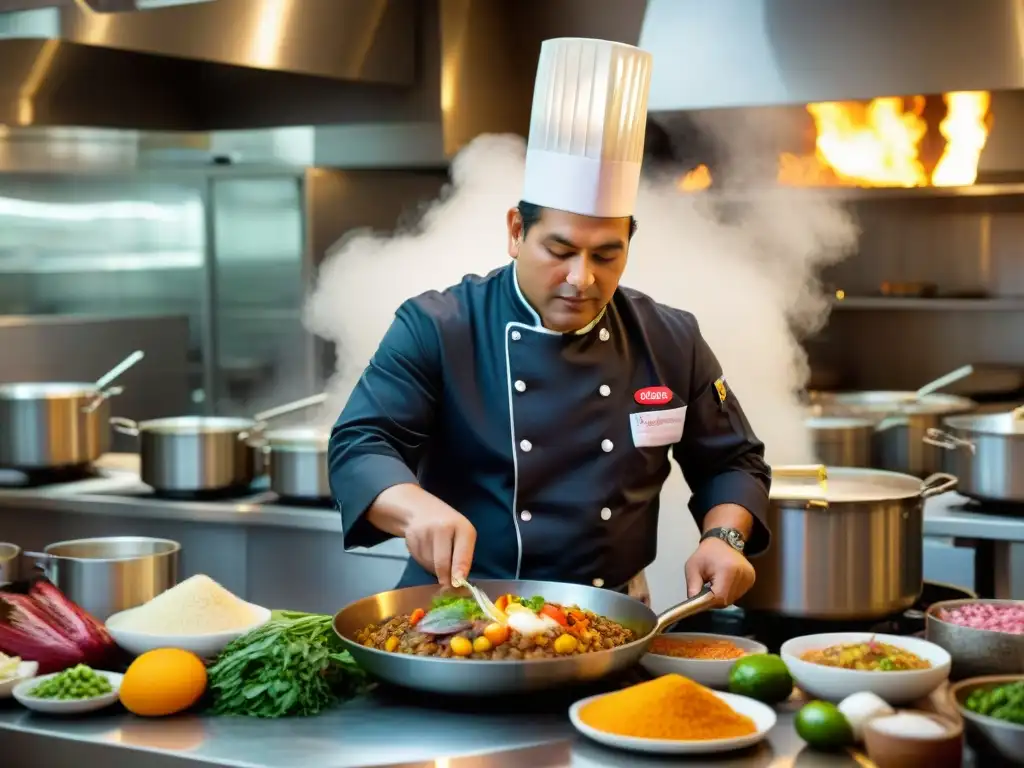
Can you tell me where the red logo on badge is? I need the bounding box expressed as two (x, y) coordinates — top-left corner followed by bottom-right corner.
(634, 386), (673, 405)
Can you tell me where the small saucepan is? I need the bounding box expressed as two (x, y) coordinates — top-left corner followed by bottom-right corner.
(110, 394), (328, 495)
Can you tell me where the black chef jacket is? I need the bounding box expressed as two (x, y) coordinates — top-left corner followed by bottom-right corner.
(329, 263), (772, 589)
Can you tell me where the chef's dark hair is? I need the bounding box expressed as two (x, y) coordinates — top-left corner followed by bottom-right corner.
(517, 200), (638, 239)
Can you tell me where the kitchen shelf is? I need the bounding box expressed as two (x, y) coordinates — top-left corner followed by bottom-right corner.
(831, 297), (1024, 311)
(697, 182), (1024, 203)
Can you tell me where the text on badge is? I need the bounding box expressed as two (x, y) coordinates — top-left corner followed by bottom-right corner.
(633, 386), (673, 406)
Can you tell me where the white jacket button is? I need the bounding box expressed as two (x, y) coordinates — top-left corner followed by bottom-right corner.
(511, 330), (522, 341)
(592, 578), (605, 588)
(599, 328), (610, 342)
(599, 385), (611, 397)
(601, 439), (614, 452)
(514, 380), (526, 392)
(600, 507), (612, 520)
(520, 510), (532, 522)
(520, 439), (532, 452)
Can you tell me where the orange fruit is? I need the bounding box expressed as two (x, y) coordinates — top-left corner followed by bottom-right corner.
(120, 648), (207, 717)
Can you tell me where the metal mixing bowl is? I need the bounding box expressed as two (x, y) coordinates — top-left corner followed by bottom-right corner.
(948, 675), (1024, 763)
(926, 599), (1024, 680)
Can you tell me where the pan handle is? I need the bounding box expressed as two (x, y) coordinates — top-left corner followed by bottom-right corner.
(109, 417), (140, 437)
(920, 472), (958, 499)
(651, 584), (717, 636)
(923, 428), (975, 454)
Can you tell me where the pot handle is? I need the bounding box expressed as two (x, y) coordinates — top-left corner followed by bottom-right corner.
(773, 464), (828, 482)
(920, 472), (958, 499)
(24, 551), (55, 582)
(652, 584), (717, 636)
(82, 385), (125, 414)
(109, 417), (141, 437)
(922, 428), (976, 454)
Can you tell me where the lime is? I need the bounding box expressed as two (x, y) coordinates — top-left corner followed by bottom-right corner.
(795, 701), (854, 751)
(728, 653), (793, 704)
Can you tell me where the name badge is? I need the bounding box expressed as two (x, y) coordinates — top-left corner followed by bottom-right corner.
(629, 406), (687, 448)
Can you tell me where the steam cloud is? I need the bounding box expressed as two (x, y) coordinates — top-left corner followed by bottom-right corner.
(305, 131), (857, 466)
(304, 129), (858, 605)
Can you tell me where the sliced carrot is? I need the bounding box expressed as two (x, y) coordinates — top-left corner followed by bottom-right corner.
(540, 604), (568, 626)
(409, 608), (426, 626)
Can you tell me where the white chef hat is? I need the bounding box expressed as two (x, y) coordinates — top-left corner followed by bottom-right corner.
(522, 38), (653, 219)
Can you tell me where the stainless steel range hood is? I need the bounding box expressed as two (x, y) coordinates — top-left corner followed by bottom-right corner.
(0, 0), (418, 130)
(639, 0), (1024, 112)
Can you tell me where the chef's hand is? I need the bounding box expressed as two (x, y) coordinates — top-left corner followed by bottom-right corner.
(684, 537), (755, 608)
(404, 502), (477, 588)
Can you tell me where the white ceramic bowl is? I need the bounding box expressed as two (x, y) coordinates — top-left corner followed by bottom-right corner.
(105, 603), (272, 659)
(0, 661), (39, 699)
(570, 689), (777, 754)
(13, 670), (122, 714)
(781, 632), (951, 704)
(640, 633), (769, 689)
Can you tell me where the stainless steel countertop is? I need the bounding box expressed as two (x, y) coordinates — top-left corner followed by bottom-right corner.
(0, 684), (979, 768)
(1, 460), (1021, 559)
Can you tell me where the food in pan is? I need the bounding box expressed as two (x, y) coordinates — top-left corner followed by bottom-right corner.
(963, 680), (1024, 726)
(649, 636), (747, 660)
(355, 593), (636, 660)
(799, 637), (932, 671)
(579, 674), (757, 740)
(938, 602), (1024, 635)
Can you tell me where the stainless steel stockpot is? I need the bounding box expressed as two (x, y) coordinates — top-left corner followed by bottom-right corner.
(0, 542), (20, 586)
(111, 393), (329, 495)
(740, 465), (958, 620)
(806, 416), (873, 467)
(924, 408), (1024, 503)
(0, 350), (143, 471)
(0, 383), (113, 470)
(810, 391), (976, 476)
(264, 426), (331, 501)
(31, 536), (180, 621)
(110, 416), (259, 494)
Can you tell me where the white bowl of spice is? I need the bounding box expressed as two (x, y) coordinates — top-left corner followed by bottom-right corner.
(641, 633), (768, 689)
(106, 574), (272, 659)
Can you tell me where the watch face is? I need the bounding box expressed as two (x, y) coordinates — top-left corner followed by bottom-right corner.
(725, 529), (745, 550)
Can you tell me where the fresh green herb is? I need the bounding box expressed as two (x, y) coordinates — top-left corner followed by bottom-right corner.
(429, 596), (484, 619)
(29, 665), (112, 700)
(207, 612), (368, 718)
(518, 595), (546, 612)
(965, 681), (1024, 725)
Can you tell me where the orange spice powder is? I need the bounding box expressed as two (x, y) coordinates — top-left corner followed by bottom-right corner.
(579, 674), (757, 741)
(649, 636), (747, 661)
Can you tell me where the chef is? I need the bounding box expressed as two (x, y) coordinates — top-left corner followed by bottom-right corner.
(329, 38), (772, 608)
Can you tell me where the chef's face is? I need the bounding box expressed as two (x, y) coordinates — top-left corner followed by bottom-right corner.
(507, 206), (631, 333)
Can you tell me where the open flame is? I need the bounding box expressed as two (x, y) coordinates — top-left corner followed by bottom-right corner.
(678, 91), (991, 191)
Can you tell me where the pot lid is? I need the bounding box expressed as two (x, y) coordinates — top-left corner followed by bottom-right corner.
(771, 466), (930, 502)
(814, 391), (975, 416)
(0, 382), (98, 399)
(944, 410), (1024, 437)
(804, 416), (874, 430)
(138, 416), (256, 434)
(264, 426), (330, 449)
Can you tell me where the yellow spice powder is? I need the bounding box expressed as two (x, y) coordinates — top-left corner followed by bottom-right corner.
(579, 674), (757, 741)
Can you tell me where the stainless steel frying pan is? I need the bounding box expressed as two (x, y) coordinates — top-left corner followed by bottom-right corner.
(333, 579), (716, 696)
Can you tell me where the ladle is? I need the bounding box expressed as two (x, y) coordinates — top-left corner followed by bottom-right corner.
(876, 364), (974, 432)
(83, 350), (146, 413)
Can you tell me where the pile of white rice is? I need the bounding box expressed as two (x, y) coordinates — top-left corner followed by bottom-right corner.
(109, 574), (261, 635)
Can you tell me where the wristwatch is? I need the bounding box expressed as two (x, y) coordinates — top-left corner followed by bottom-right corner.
(700, 527), (746, 553)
